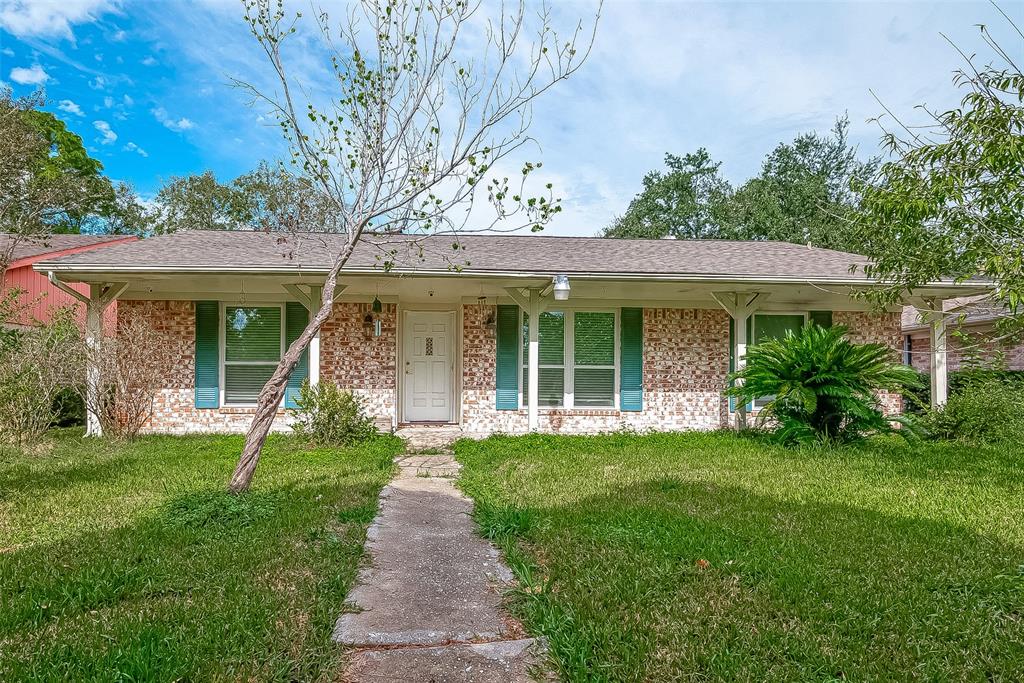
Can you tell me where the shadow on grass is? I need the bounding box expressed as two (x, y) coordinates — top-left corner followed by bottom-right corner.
(482, 477), (1024, 682)
(0, 453), (145, 500)
(0, 477), (384, 681)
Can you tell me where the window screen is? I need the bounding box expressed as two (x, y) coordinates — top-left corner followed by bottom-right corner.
(573, 312), (615, 406)
(522, 311), (565, 407)
(224, 306), (282, 404)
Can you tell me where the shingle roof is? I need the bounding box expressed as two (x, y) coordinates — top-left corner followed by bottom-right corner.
(37, 230), (884, 282)
(2, 233), (133, 262)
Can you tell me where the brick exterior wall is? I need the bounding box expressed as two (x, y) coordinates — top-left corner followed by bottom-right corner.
(123, 298), (905, 435)
(120, 300), (296, 434)
(319, 302), (397, 427)
(460, 305), (730, 434)
(121, 299), (397, 434)
(834, 310), (904, 415)
(907, 326), (1024, 374)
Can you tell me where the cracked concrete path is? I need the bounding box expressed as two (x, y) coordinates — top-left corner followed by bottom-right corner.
(335, 453), (545, 681)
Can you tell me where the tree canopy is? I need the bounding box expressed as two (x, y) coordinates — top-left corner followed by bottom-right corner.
(150, 162), (341, 234)
(0, 89), (120, 269)
(604, 117), (878, 252)
(853, 21), (1023, 329)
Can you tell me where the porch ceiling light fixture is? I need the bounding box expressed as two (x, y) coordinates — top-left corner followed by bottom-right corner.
(552, 274), (571, 301)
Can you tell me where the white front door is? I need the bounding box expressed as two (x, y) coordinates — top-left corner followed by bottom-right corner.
(403, 311), (454, 422)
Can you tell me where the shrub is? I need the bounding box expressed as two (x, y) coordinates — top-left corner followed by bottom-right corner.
(83, 310), (168, 440)
(922, 376), (1024, 442)
(0, 308), (84, 447)
(728, 323), (921, 445)
(290, 380), (377, 446)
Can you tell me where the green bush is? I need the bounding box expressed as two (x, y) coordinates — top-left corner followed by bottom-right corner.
(728, 323), (921, 445)
(290, 380), (377, 446)
(902, 367), (1024, 415)
(922, 376), (1024, 442)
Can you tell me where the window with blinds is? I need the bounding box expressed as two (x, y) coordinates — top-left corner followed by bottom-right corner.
(522, 311), (565, 407)
(752, 313), (806, 408)
(224, 305), (283, 404)
(573, 312), (615, 406)
(521, 310), (617, 408)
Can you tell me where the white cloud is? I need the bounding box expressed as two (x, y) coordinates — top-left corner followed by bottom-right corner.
(57, 99), (84, 116)
(1, 48), (13, 57)
(93, 120), (117, 145)
(141, 56), (157, 67)
(9, 64), (49, 85)
(111, 29), (126, 42)
(122, 94), (134, 106)
(0, 0), (117, 40)
(152, 106), (196, 132)
(123, 142), (148, 157)
(103, 95), (114, 108)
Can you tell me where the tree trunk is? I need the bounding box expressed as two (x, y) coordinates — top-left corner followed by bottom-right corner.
(228, 239), (356, 494)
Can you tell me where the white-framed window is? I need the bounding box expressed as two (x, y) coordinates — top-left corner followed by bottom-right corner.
(220, 303), (285, 406)
(520, 309), (619, 409)
(751, 312), (807, 409)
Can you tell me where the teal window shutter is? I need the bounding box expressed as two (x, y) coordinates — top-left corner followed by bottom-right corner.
(194, 301), (219, 408)
(284, 302), (309, 409)
(619, 308), (643, 411)
(809, 310), (833, 328)
(495, 304), (519, 410)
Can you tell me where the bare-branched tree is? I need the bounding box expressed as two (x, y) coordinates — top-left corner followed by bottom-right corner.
(227, 0), (599, 492)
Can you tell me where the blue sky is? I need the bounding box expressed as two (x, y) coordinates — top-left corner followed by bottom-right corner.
(1, 0), (1020, 235)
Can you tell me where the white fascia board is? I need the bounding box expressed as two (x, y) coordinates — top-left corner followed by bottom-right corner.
(34, 262), (988, 290)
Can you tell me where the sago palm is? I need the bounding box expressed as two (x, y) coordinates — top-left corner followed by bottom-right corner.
(727, 323), (921, 444)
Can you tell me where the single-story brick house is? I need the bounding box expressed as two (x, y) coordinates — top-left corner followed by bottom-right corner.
(36, 230), (981, 435)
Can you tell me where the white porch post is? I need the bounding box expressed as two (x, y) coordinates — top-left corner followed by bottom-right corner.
(927, 304), (948, 408)
(309, 284), (322, 386)
(734, 306), (751, 430)
(527, 289), (540, 432)
(84, 284), (103, 437)
(46, 273), (127, 438)
(711, 291), (762, 430)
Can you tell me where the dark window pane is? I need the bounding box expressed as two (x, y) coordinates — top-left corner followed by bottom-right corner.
(522, 366), (564, 407)
(225, 306), (281, 362)
(225, 364), (276, 404)
(574, 312), (614, 366)
(574, 367), (614, 407)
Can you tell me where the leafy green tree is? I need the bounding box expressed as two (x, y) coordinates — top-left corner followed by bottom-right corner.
(605, 117), (877, 252)
(728, 324), (920, 445)
(153, 171), (250, 233)
(150, 162), (341, 234)
(0, 88), (117, 269)
(725, 118), (878, 251)
(603, 149), (732, 239)
(854, 21), (1023, 328)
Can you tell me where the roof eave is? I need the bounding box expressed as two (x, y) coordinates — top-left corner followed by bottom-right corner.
(33, 261), (988, 290)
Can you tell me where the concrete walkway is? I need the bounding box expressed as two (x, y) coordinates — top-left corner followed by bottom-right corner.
(334, 453), (545, 682)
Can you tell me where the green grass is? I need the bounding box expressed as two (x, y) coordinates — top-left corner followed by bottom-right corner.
(455, 431), (1024, 682)
(0, 429), (402, 681)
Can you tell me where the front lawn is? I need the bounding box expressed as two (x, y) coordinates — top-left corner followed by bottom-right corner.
(456, 432), (1024, 681)
(0, 429), (401, 681)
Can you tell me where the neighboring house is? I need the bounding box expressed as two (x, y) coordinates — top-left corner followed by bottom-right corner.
(36, 231), (978, 435)
(2, 233), (138, 329)
(902, 297), (1024, 373)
